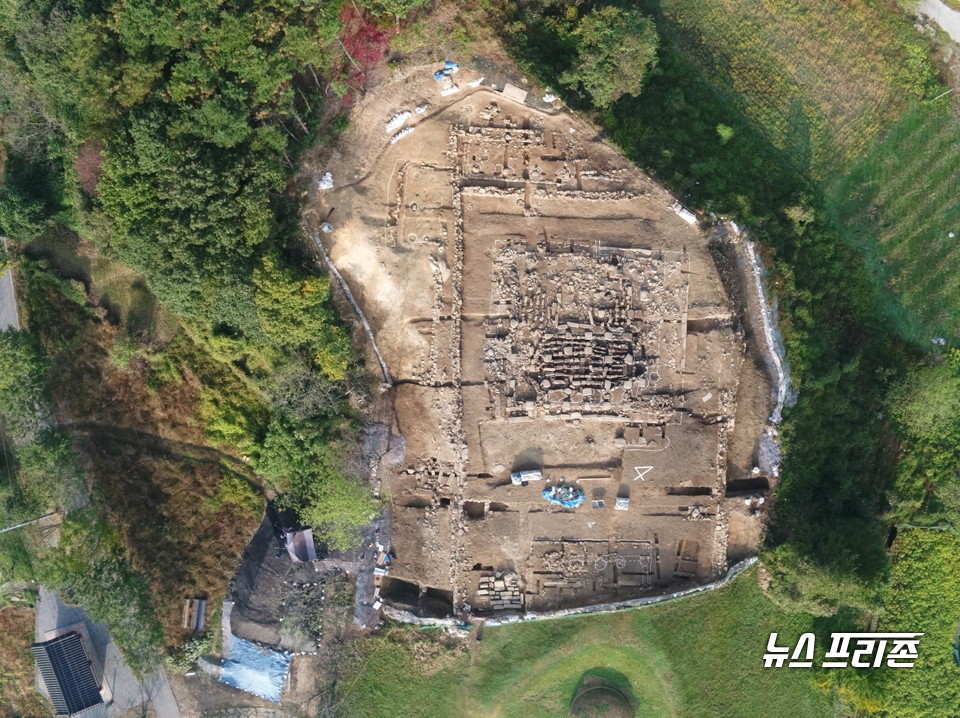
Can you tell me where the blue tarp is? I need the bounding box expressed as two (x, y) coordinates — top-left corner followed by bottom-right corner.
(542, 484), (586, 508)
(433, 61), (459, 80)
(219, 636), (291, 703)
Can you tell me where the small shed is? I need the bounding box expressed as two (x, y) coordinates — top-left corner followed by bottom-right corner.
(31, 632), (104, 716)
(283, 528), (318, 562)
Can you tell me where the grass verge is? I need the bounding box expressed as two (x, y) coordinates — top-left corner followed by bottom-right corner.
(336, 567), (838, 718)
(0, 605), (47, 717)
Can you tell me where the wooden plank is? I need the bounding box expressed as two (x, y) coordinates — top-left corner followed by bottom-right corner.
(182, 599), (194, 630)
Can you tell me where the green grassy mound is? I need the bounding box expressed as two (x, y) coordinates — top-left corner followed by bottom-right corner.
(337, 568), (834, 718)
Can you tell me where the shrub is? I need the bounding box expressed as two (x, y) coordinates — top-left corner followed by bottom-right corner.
(107, 331), (139, 370)
(0, 330), (48, 440)
(204, 474), (262, 518)
(14, 427), (79, 512)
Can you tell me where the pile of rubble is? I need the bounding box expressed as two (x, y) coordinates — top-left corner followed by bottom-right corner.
(476, 572), (524, 611)
(482, 237), (689, 425)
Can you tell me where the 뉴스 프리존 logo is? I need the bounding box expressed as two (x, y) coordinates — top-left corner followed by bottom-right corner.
(763, 632), (923, 668)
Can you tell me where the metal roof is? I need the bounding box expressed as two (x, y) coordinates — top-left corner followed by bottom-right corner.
(31, 632), (103, 716)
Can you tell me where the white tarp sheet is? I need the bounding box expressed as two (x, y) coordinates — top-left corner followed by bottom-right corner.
(218, 636), (291, 703)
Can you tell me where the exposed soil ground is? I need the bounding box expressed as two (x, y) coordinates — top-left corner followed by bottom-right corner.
(305, 64), (775, 619)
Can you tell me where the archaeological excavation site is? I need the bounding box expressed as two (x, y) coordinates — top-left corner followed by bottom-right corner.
(310, 68), (777, 621)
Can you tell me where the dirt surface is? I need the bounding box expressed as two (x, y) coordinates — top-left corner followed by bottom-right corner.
(226, 515), (367, 653)
(304, 63), (774, 618)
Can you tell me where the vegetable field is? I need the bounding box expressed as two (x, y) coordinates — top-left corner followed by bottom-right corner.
(659, 0), (958, 343)
(829, 108), (960, 343)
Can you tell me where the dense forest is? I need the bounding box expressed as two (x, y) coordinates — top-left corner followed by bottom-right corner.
(0, 0), (427, 668)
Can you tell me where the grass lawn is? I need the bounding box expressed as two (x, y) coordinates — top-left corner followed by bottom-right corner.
(336, 567), (837, 718)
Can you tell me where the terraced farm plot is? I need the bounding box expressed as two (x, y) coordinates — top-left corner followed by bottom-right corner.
(659, 0), (927, 175)
(829, 107), (960, 342)
(658, 0), (957, 343)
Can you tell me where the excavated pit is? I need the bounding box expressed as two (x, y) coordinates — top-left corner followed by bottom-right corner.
(309, 69), (775, 619)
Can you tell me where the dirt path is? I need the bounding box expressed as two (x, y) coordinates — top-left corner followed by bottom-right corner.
(64, 422), (259, 480)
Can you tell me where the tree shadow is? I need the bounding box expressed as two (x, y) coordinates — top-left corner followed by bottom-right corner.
(786, 97), (813, 174)
(25, 228), (92, 286)
(569, 667), (637, 716)
(126, 279), (158, 336)
(512, 447), (544, 473)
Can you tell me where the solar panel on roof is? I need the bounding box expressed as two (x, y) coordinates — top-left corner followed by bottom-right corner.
(31, 632), (103, 716)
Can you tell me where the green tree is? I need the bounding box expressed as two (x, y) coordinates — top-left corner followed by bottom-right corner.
(290, 464), (378, 550)
(560, 6), (659, 109)
(268, 360), (346, 423)
(0, 155), (61, 240)
(253, 252), (335, 346)
(98, 110), (281, 316)
(359, 0), (430, 23)
(258, 417), (377, 550)
(252, 252), (354, 379)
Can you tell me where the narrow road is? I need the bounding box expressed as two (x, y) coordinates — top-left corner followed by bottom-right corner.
(65, 421), (261, 481)
(0, 237), (21, 331)
(919, 0), (960, 44)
